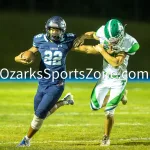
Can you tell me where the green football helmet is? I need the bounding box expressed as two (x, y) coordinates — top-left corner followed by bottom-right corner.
(104, 19), (125, 45)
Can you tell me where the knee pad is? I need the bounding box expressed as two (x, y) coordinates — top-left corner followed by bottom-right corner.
(105, 109), (115, 118)
(31, 115), (44, 130)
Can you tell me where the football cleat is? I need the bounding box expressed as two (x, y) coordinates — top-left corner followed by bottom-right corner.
(17, 137), (30, 147)
(121, 89), (128, 105)
(100, 135), (110, 146)
(62, 93), (74, 105)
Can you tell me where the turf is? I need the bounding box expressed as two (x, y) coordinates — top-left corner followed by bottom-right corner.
(0, 82), (150, 150)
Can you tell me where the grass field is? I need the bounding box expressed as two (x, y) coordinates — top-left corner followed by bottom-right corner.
(0, 82), (150, 150)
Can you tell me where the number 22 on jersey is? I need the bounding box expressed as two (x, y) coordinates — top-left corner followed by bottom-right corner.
(44, 50), (62, 65)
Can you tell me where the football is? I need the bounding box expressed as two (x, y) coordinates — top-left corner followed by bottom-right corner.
(21, 51), (35, 62)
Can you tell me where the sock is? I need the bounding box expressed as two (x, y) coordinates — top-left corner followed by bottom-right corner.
(63, 101), (68, 105)
(25, 135), (30, 141)
(46, 111), (51, 117)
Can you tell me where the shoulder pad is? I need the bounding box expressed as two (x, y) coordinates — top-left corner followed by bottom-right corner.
(34, 33), (44, 39)
(33, 33), (47, 48)
(96, 25), (105, 37)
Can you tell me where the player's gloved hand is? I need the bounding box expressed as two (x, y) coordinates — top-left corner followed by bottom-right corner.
(73, 36), (85, 48)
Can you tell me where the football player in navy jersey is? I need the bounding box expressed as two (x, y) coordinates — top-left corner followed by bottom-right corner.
(15, 16), (98, 147)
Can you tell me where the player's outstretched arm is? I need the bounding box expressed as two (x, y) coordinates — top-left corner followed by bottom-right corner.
(15, 46), (38, 65)
(73, 32), (99, 48)
(72, 45), (99, 55)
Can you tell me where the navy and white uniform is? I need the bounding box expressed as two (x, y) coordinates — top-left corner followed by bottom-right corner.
(33, 33), (76, 119)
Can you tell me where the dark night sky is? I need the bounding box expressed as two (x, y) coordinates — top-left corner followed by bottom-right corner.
(0, 0), (149, 21)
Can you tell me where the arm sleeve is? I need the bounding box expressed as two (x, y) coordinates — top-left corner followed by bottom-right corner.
(127, 43), (140, 55)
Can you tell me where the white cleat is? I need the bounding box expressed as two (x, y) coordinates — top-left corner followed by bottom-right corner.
(100, 135), (110, 146)
(62, 93), (74, 105)
(121, 90), (128, 105)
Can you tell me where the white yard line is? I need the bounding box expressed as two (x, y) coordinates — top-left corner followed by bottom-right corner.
(0, 112), (150, 116)
(0, 138), (150, 145)
(0, 123), (146, 128)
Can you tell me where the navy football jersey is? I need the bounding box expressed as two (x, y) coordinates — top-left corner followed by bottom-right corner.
(33, 33), (76, 85)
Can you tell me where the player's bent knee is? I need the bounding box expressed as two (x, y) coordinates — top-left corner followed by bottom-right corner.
(35, 108), (50, 119)
(31, 115), (44, 130)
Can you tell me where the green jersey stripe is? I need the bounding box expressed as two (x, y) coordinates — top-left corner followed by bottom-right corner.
(91, 88), (100, 108)
(106, 88), (125, 107)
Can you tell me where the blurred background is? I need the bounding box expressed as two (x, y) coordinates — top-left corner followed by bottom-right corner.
(0, 0), (150, 75)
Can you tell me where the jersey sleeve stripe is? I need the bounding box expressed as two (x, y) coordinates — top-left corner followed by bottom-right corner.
(128, 43), (140, 53)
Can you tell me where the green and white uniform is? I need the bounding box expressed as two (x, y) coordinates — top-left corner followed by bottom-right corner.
(90, 25), (139, 114)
